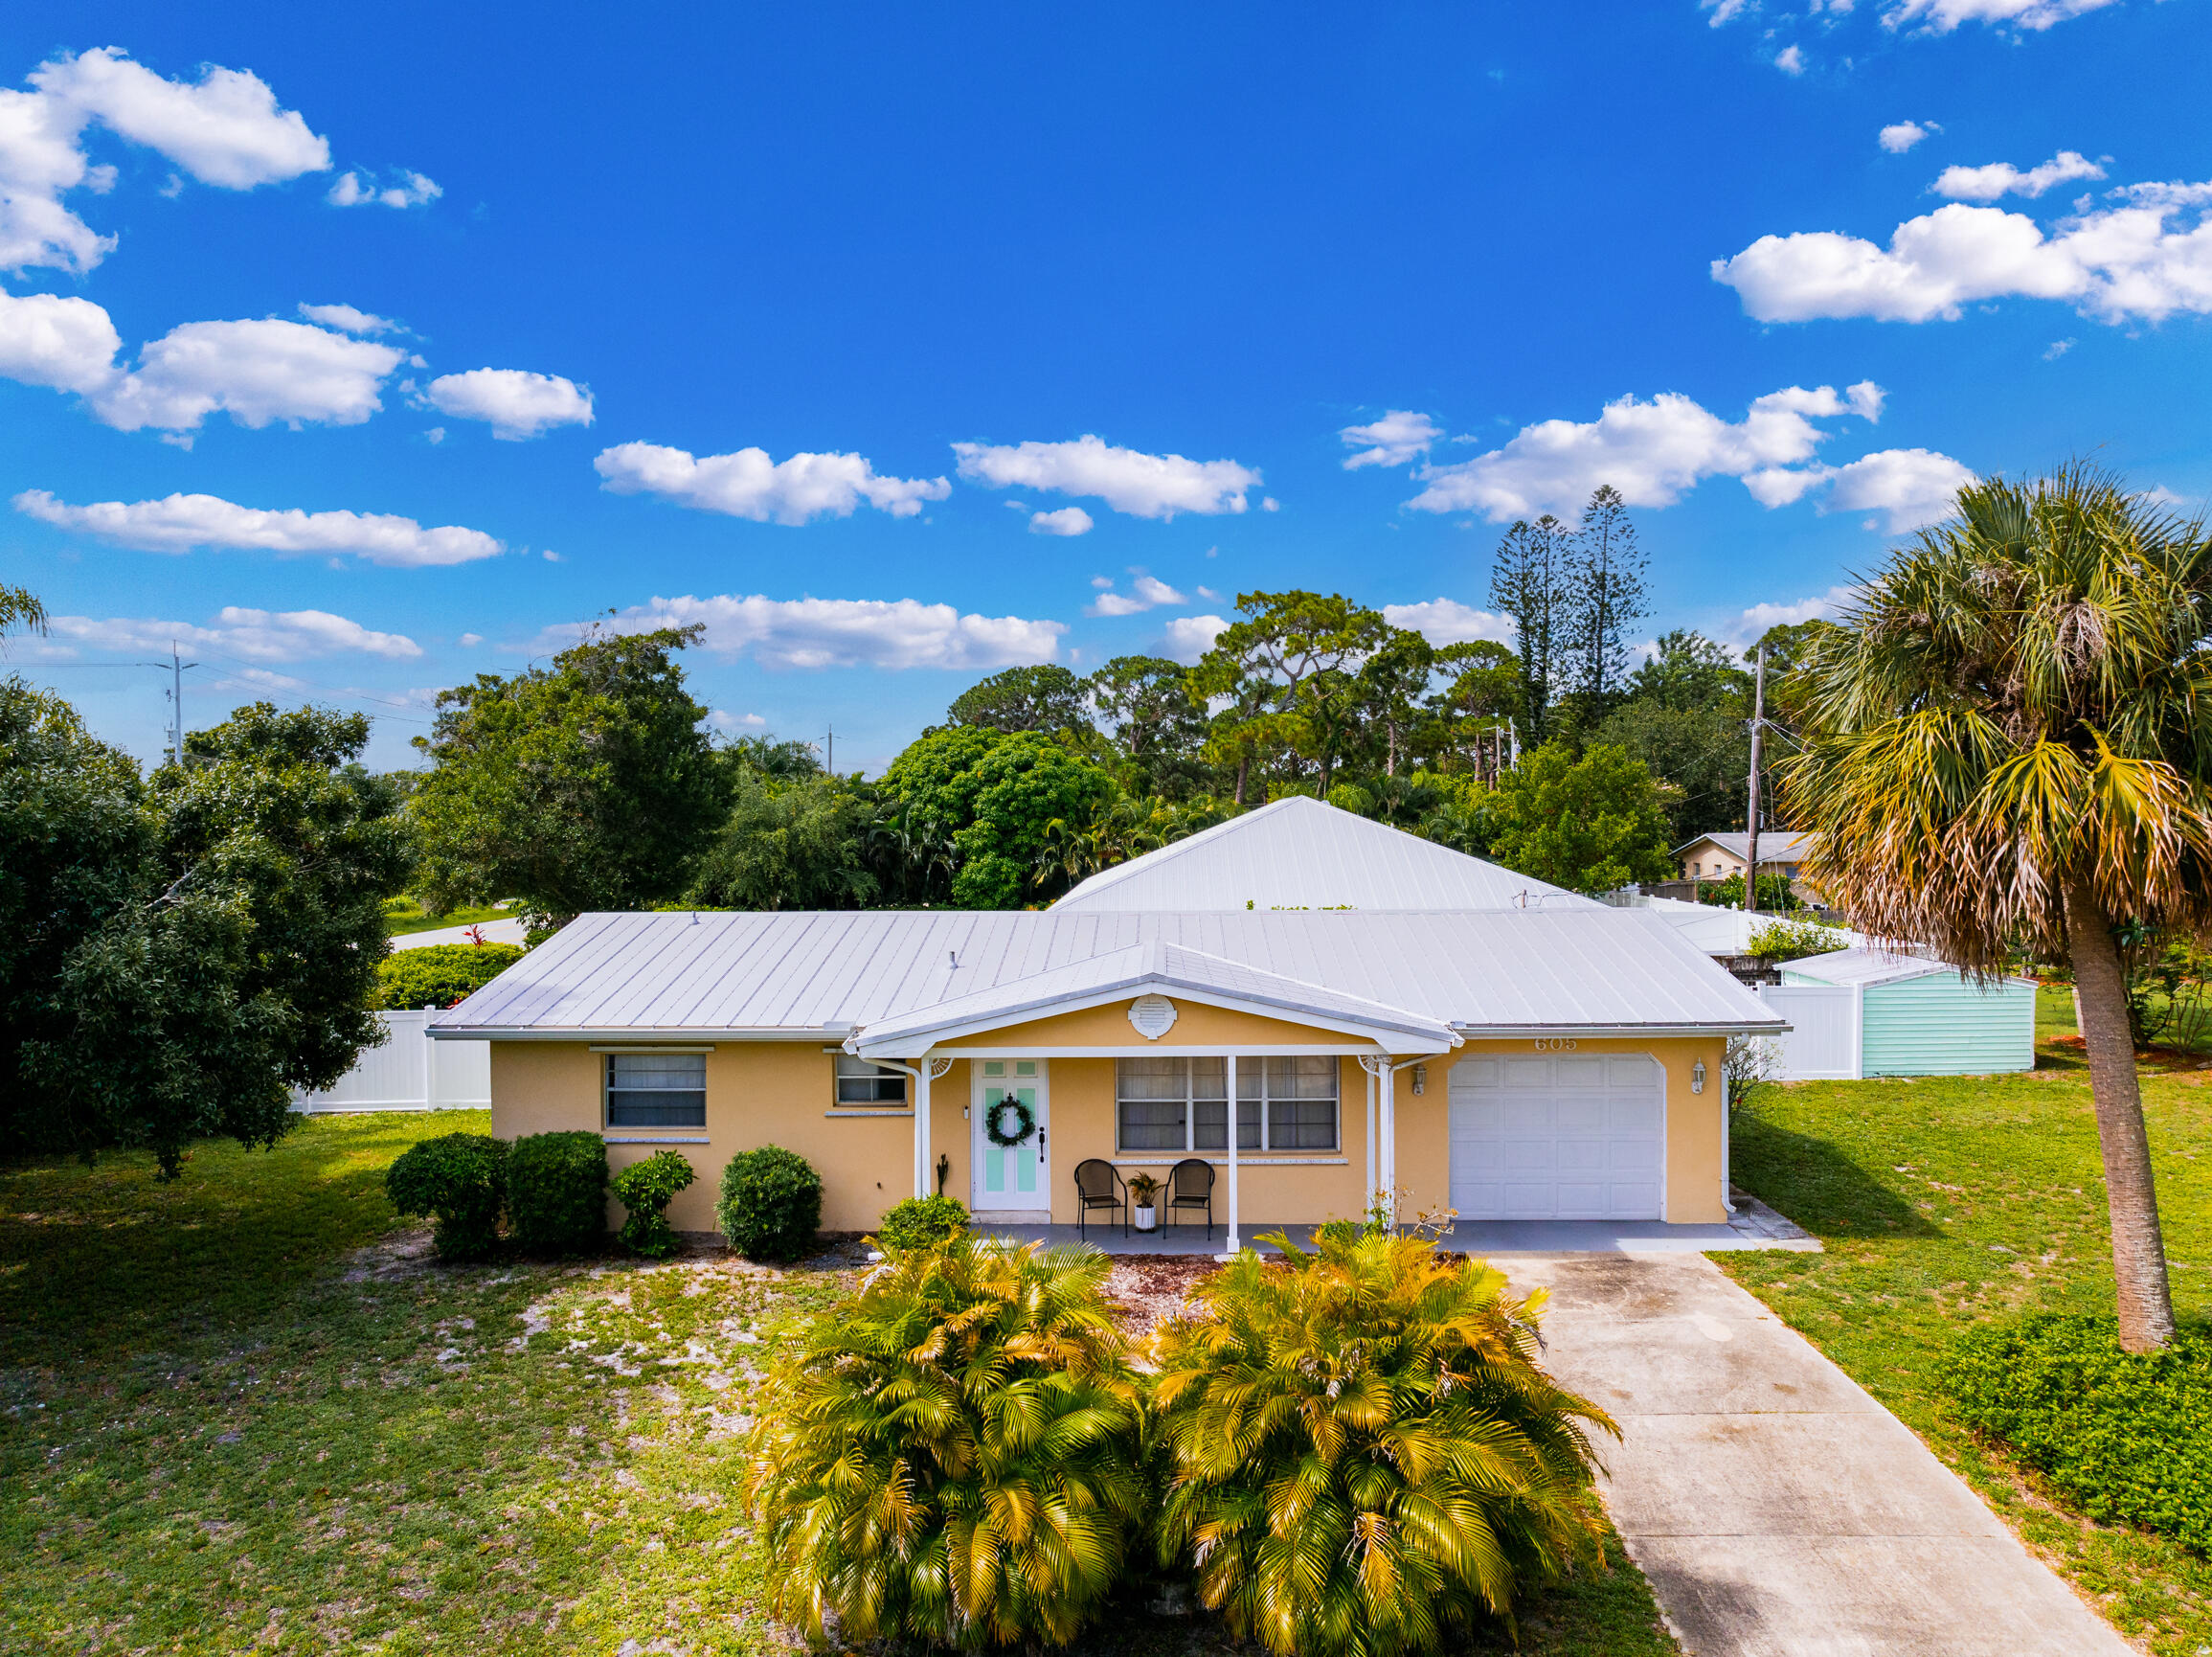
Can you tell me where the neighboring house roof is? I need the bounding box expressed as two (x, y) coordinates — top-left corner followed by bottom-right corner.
(1673, 829), (1817, 864)
(1627, 895), (1861, 958)
(430, 907), (1784, 1042)
(1051, 795), (1593, 912)
(1783, 946), (2033, 988)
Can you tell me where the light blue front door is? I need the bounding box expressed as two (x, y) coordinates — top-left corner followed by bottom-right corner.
(972, 1059), (1048, 1211)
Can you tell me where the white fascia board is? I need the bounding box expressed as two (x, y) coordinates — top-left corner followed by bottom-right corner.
(1454, 1021), (1793, 1038)
(853, 979), (1457, 1060)
(424, 1025), (855, 1042)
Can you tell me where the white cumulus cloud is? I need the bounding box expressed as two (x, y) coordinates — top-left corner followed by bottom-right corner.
(1340, 410), (1443, 470)
(1741, 446), (1977, 532)
(298, 302), (397, 334)
(1406, 381), (1891, 521)
(1879, 120), (1939, 153)
(1163, 615), (1230, 664)
(43, 606), (419, 663)
(1728, 586), (1859, 647)
(424, 369), (593, 440)
(595, 441), (949, 525)
(540, 595), (1065, 671)
(327, 168), (440, 209)
(1884, 0), (2119, 31)
(1933, 149), (2105, 201)
(15, 488), (505, 567)
(1774, 44), (1807, 75)
(1714, 178), (2212, 325)
(1380, 599), (1516, 647)
(1087, 574), (1188, 618)
(0, 286), (124, 394)
(953, 434), (1261, 519)
(0, 48), (328, 275)
(1030, 506), (1094, 536)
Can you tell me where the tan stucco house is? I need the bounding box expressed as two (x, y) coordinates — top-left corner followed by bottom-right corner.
(430, 799), (1786, 1244)
(1675, 829), (1817, 885)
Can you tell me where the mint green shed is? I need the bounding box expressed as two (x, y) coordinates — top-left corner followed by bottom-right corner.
(1777, 948), (2036, 1078)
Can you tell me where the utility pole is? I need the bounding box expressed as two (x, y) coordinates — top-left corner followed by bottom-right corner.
(825, 723), (834, 777)
(144, 643), (199, 769)
(1744, 640), (1767, 917)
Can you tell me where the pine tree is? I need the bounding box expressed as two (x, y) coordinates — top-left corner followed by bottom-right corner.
(1487, 515), (1571, 744)
(1565, 484), (1649, 704)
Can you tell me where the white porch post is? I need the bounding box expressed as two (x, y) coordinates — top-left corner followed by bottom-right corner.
(1379, 1055), (1397, 1229)
(1365, 1065), (1377, 1210)
(1224, 1053), (1240, 1254)
(913, 1055), (932, 1200)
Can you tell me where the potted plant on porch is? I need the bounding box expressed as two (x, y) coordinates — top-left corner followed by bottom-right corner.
(1128, 1172), (1162, 1233)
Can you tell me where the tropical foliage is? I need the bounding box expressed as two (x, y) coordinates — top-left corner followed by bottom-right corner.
(873, 1193), (969, 1251)
(745, 1237), (1148, 1648)
(1480, 741), (1677, 894)
(1786, 465), (2212, 1349)
(611, 1148), (696, 1259)
(374, 941), (524, 1010)
(1151, 1227), (1616, 1656)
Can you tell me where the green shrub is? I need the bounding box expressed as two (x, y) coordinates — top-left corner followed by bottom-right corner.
(715, 1146), (823, 1261)
(505, 1131), (607, 1255)
(1152, 1228), (1615, 1655)
(746, 1237), (1146, 1646)
(1746, 913), (1850, 962)
(1948, 1314), (2212, 1552)
(613, 1149), (696, 1260)
(374, 942), (524, 1010)
(385, 1133), (508, 1261)
(874, 1193), (968, 1252)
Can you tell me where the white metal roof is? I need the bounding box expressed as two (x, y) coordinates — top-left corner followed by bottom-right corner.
(1782, 946), (2034, 988)
(850, 938), (1461, 1056)
(1626, 895), (1862, 958)
(431, 906), (1785, 1042)
(1050, 795), (1593, 912)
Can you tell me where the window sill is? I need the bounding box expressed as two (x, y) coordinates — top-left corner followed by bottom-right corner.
(603, 1134), (709, 1145)
(825, 1108), (914, 1118)
(1110, 1155), (1346, 1167)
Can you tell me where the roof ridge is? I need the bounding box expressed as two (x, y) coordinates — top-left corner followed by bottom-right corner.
(1057, 795), (1309, 899)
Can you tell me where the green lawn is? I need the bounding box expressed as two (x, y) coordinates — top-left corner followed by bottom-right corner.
(382, 897), (519, 937)
(1724, 995), (2212, 1656)
(1, 1115), (1677, 1656)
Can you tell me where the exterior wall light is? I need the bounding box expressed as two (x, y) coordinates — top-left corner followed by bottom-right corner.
(1411, 1064), (1427, 1095)
(1691, 1059), (1707, 1095)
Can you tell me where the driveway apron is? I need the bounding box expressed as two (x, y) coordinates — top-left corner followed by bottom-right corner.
(1498, 1252), (2133, 1657)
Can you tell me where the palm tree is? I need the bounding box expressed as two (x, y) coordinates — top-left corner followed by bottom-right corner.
(1787, 465), (2212, 1351)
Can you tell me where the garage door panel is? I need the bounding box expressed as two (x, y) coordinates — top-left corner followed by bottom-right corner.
(1448, 1052), (1664, 1221)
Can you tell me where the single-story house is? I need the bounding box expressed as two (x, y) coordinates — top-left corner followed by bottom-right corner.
(1763, 946), (2037, 1079)
(1675, 829), (1816, 885)
(429, 799), (1786, 1244)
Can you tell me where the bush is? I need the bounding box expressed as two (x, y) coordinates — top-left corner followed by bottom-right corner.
(1746, 913), (1849, 962)
(385, 1132), (508, 1261)
(505, 1130), (607, 1255)
(716, 1146), (823, 1261)
(374, 942), (524, 1010)
(1151, 1228), (1615, 1655)
(613, 1149), (697, 1260)
(874, 1193), (968, 1252)
(746, 1237), (1147, 1646)
(1948, 1314), (2212, 1552)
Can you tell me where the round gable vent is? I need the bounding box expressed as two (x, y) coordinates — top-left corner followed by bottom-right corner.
(1128, 994), (1179, 1039)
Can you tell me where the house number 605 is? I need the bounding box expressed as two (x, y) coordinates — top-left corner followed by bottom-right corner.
(1532, 1037), (1578, 1052)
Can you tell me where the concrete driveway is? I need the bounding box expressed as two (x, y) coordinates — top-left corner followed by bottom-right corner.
(1500, 1252), (2132, 1657)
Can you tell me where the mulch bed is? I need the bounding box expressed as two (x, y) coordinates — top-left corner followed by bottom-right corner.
(1101, 1256), (1222, 1334)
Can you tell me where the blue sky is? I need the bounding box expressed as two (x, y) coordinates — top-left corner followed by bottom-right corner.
(2, 0), (2206, 773)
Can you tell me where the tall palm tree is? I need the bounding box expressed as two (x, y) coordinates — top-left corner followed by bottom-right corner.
(1787, 465), (2212, 1351)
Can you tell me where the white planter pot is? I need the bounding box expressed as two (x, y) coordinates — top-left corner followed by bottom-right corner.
(1133, 1205), (1158, 1232)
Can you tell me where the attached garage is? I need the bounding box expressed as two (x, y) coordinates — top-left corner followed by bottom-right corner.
(1448, 1053), (1665, 1220)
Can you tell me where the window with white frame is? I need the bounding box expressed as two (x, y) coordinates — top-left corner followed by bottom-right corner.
(834, 1054), (908, 1105)
(1115, 1056), (1338, 1154)
(604, 1053), (706, 1127)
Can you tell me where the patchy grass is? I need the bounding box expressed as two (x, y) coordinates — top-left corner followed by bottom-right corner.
(1723, 1003), (2212, 1656)
(1, 1114), (1676, 1656)
(382, 897), (518, 938)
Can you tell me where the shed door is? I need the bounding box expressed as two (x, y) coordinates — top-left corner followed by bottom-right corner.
(1448, 1055), (1664, 1220)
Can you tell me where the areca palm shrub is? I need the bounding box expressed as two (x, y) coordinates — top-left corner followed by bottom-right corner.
(1151, 1228), (1615, 1657)
(744, 1236), (1148, 1648)
(1787, 466), (2212, 1351)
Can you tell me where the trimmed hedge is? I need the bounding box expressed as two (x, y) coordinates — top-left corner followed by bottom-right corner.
(385, 1133), (508, 1261)
(716, 1146), (823, 1262)
(875, 1194), (968, 1252)
(1948, 1313), (2212, 1552)
(375, 942), (524, 1010)
(506, 1131), (607, 1255)
(614, 1149), (697, 1260)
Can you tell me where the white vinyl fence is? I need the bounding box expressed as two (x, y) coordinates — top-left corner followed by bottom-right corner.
(291, 1009), (491, 1113)
(1755, 983), (1861, 1080)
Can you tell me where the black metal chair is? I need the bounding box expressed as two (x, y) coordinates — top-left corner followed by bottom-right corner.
(1073, 1158), (1127, 1238)
(1166, 1157), (1215, 1241)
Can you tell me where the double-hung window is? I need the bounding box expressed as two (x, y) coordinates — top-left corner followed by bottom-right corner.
(604, 1053), (706, 1128)
(834, 1055), (908, 1105)
(1115, 1056), (1338, 1154)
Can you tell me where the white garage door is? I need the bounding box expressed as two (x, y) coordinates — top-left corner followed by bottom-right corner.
(1448, 1054), (1664, 1220)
